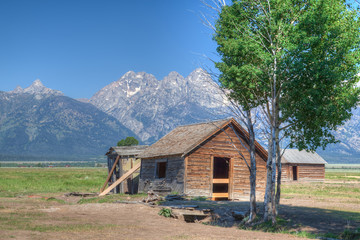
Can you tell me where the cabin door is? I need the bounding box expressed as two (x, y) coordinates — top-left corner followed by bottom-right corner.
(292, 166), (298, 181)
(212, 157), (230, 200)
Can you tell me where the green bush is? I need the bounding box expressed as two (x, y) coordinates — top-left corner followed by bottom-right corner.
(158, 208), (172, 218)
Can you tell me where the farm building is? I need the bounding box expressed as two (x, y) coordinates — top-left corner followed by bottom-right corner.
(138, 118), (268, 200)
(103, 145), (148, 194)
(281, 149), (327, 182)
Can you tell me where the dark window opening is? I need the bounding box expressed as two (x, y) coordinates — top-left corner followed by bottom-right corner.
(213, 183), (228, 193)
(156, 162), (167, 179)
(213, 157), (230, 179)
(292, 166), (298, 181)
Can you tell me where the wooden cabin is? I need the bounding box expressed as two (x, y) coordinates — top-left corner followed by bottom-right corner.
(138, 118), (268, 200)
(281, 149), (327, 182)
(105, 145), (148, 194)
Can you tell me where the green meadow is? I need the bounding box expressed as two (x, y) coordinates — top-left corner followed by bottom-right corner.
(0, 168), (107, 197)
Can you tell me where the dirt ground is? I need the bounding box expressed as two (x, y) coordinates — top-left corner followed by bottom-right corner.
(1, 180), (359, 240)
(0, 198), (303, 240)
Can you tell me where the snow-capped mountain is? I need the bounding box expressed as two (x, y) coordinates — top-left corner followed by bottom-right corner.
(90, 68), (228, 143)
(11, 79), (63, 96)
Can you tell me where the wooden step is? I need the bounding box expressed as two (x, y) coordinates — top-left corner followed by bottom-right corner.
(212, 178), (229, 184)
(212, 192), (229, 198)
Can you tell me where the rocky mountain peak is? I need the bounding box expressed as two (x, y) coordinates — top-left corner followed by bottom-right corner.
(33, 79), (43, 86)
(161, 71), (185, 88)
(123, 71), (136, 78)
(21, 79), (63, 96)
(119, 71), (157, 85)
(11, 86), (23, 94)
(187, 68), (209, 81)
(90, 69), (228, 142)
(167, 71), (182, 78)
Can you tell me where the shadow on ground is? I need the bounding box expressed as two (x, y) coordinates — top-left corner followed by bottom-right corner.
(159, 200), (359, 234)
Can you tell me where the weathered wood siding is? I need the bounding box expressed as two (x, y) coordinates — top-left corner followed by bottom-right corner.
(185, 125), (267, 200)
(107, 155), (141, 194)
(280, 164), (290, 182)
(297, 164), (325, 181)
(138, 155), (184, 194)
(120, 156), (141, 194)
(282, 163), (325, 181)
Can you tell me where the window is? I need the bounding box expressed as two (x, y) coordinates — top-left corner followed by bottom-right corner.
(156, 161), (167, 179)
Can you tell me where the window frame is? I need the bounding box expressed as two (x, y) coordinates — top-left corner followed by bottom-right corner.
(155, 159), (167, 179)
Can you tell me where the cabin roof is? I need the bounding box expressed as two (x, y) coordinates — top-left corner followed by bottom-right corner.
(106, 145), (149, 156)
(139, 118), (268, 160)
(281, 149), (327, 165)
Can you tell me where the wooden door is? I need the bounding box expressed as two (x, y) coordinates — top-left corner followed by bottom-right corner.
(212, 157), (230, 200)
(292, 166), (298, 181)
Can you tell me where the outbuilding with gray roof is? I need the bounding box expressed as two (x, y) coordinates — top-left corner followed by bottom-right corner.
(281, 149), (327, 181)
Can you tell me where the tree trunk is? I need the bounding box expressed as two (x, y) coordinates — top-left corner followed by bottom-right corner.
(270, 124), (277, 224)
(275, 127), (282, 215)
(263, 136), (273, 222)
(265, 49), (278, 224)
(246, 110), (257, 222)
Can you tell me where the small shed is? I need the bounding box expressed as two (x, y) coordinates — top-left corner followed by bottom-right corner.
(138, 118), (268, 200)
(105, 145), (148, 194)
(281, 149), (327, 182)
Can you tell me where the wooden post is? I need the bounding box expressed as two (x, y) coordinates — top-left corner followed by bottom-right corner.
(116, 158), (121, 193)
(130, 157), (133, 194)
(184, 156), (188, 194)
(100, 155), (120, 192)
(99, 162), (141, 196)
(210, 155), (214, 200)
(229, 157), (233, 200)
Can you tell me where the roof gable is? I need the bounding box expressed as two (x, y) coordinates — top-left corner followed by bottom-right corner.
(139, 118), (268, 160)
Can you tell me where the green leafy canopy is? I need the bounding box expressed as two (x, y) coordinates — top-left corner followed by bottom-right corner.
(117, 137), (139, 147)
(214, 0), (360, 151)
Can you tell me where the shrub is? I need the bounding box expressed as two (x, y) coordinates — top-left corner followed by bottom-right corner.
(158, 208), (172, 218)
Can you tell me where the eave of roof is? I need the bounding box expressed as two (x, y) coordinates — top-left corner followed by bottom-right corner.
(106, 145), (149, 156)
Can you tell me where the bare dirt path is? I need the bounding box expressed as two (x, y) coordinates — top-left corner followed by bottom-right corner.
(0, 199), (303, 240)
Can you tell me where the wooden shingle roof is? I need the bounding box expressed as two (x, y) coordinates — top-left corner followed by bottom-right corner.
(106, 145), (148, 156)
(281, 149), (327, 164)
(139, 118), (268, 160)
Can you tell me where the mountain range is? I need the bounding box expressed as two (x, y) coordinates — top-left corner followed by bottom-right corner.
(0, 81), (135, 157)
(89, 68), (227, 143)
(0, 70), (359, 163)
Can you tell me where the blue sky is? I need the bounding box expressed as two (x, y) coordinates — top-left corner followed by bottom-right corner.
(0, 0), (219, 99)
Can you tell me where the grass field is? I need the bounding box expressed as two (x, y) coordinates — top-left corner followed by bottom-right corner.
(0, 167), (359, 240)
(1, 167), (358, 197)
(0, 168), (107, 197)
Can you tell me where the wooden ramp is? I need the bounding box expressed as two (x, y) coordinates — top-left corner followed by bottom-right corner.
(99, 162), (141, 196)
